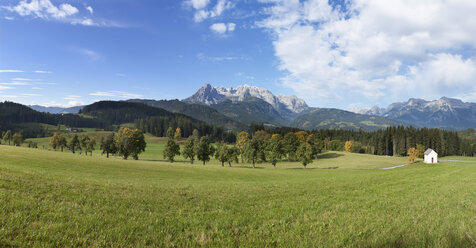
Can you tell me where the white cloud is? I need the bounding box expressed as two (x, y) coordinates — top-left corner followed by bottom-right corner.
(64, 95), (81, 100)
(72, 48), (102, 61)
(31, 87), (43, 90)
(34, 70), (52, 74)
(0, 82), (31, 86)
(258, 0), (476, 107)
(86, 6), (93, 14)
(210, 22), (236, 34)
(22, 93), (41, 97)
(89, 91), (143, 99)
(5, 0), (78, 19)
(4, 16), (14, 20)
(12, 78), (33, 81)
(187, 0), (234, 22)
(3, 0), (123, 27)
(186, 0), (210, 10)
(0, 69), (23, 73)
(0, 86), (13, 90)
(115, 73), (126, 77)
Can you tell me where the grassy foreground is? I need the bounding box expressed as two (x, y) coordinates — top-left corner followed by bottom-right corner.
(0, 145), (475, 247)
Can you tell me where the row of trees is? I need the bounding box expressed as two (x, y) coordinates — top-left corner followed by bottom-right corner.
(49, 128), (147, 160)
(1, 130), (24, 146)
(50, 132), (97, 155)
(163, 128), (324, 168)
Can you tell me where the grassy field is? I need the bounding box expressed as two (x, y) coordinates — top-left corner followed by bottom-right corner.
(1, 143), (475, 247)
(25, 133), (411, 169)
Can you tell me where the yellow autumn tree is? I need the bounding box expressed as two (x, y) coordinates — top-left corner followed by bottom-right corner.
(236, 131), (249, 163)
(174, 127), (182, 140)
(295, 131), (309, 143)
(344, 141), (353, 153)
(408, 147), (418, 162)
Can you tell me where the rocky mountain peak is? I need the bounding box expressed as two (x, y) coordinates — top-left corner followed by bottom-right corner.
(184, 84), (309, 113)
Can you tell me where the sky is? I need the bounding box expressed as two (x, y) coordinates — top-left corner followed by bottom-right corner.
(2, 0), (476, 110)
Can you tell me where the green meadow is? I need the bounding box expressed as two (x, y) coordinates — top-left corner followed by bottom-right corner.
(1, 138), (475, 247)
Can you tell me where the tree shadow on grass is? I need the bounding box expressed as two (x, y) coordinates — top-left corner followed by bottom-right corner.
(233, 165), (265, 169)
(141, 158), (191, 164)
(286, 167), (320, 170)
(318, 152), (344, 159)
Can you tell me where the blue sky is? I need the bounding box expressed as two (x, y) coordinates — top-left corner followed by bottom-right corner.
(2, 0), (476, 110)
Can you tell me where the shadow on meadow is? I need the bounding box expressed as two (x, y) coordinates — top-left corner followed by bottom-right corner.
(317, 152), (344, 159)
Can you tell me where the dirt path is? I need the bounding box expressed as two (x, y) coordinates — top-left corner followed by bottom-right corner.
(380, 163), (410, 170)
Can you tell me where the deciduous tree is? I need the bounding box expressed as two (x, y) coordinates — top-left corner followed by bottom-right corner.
(197, 136), (215, 165)
(344, 141), (353, 153)
(115, 127), (147, 160)
(69, 134), (81, 154)
(266, 135), (284, 168)
(174, 127), (182, 140)
(12, 132), (23, 146)
(244, 137), (266, 168)
(86, 139), (96, 156)
(296, 142), (313, 168)
(182, 137), (197, 164)
(100, 133), (117, 158)
(164, 137), (180, 162)
(416, 144), (426, 158)
(236, 131), (249, 163)
(283, 132), (299, 161)
(2, 130), (12, 145)
(408, 147), (418, 162)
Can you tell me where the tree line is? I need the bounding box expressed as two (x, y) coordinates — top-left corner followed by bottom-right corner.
(163, 128), (324, 168)
(252, 125), (472, 157)
(48, 127), (146, 160)
(135, 116), (236, 143)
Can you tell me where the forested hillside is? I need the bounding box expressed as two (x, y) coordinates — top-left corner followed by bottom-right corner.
(127, 99), (245, 130)
(210, 98), (290, 126)
(0, 102), (104, 137)
(291, 108), (402, 131)
(80, 101), (180, 124)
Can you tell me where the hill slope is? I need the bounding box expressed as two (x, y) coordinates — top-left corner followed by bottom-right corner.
(291, 107), (402, 131)
(0, 101), (103, 128)
(81, 101), (180, 125)
(210, 97), (290, 126)
(127, 99), (245, 130)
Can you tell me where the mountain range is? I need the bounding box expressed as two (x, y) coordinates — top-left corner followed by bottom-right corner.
(24, 84), (476, 131)
(28, 105), (84, 114)
(357, 97), (476, 130)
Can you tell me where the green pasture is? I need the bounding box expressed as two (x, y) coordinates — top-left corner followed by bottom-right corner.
(0, 143), (475, 247)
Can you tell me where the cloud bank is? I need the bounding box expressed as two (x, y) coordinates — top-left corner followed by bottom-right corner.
(258, 0), (476, 106)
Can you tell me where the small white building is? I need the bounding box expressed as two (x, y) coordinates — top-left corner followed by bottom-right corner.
(424, 149), (438, 164)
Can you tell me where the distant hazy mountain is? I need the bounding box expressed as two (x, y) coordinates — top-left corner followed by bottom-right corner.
(357, 97), (476, 130)
(127, 99), (245, 130)
(184, 84), (309, 114)
(291, 107), (402, 131)
(29, 105), (83, 114)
